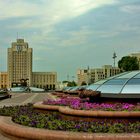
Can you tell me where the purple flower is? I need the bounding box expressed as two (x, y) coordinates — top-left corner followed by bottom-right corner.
(43, 97), (140, 111)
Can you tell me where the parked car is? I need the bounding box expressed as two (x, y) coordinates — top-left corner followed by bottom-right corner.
(0, 89), (11, 100)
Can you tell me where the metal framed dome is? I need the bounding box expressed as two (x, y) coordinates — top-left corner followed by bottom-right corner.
(86, 71), (140, 98)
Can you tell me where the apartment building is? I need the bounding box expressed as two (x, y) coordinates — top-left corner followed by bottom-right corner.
(77, 65), (120, 86)
(77, 69), (89, 86)
(0, 72), (8, 89)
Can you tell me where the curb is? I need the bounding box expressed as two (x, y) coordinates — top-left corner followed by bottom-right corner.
(33, 102), (140, 117)
(0, 116), (140, 140)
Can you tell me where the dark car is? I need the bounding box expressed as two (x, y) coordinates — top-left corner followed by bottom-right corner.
(0, 89), (11, 100)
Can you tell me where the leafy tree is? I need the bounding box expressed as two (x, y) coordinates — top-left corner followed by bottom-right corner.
(118, 56), (139, 71)
(62, 81), (68, 83)
(81, 81), (87, 86)
(20, 78), (29, 87)
(67, 81), (77, 87)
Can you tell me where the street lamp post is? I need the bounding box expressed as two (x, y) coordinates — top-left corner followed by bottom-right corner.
(112, 52), (117, 68)
(112, 52), (117, 76)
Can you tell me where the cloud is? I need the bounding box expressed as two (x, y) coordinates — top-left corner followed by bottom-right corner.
(120, 4), (140, 14)
(116, 24), (140, 33)
(1, 0), (117, 32)
(0, 0), (117, 19)
(55, 26), (93, 47)
(95, 31), (120, 38)
(0, 0), (40, 19)
(29, 22), (140, 50)
(0, 0), (117, 49)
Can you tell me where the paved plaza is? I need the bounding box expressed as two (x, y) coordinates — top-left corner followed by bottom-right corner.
(0, 92), (53, 139)
(0, 92), (53, 107)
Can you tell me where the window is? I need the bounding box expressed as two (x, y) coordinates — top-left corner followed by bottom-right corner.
(97, 85), (123, 93)
(126, 78), (140, 85)
(104, 79), (128, 85)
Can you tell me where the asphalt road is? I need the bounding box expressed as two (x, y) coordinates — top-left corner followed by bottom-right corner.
(0, 92), (51, 107)
(0, 92), (53, 139)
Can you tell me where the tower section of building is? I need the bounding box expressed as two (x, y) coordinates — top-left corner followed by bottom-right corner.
(8, 39), (32, 87)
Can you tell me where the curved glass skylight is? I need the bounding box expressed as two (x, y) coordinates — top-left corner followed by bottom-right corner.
(10, 87), (45, 92)
(86, 71), (140, 98)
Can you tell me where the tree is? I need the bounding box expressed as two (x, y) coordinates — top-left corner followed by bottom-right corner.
(81, 81), (87, 86)
(67, 81), (77, 87)
(118, 56), (139, 71)
(20, 78), (29, 87)
(62, 81), (68, 83)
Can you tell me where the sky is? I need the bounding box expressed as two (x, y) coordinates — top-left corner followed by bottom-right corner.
(0, 0), (140, 81)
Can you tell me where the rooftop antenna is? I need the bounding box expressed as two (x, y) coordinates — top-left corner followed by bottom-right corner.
(112, 52), (117, 67)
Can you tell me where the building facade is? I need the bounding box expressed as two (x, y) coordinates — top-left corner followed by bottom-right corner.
(77, 69), (89, 86)
(8, 39), (32, 87)
(0, 72), (8, 89)
(77, 65), (120, 86)
(32, 72), (57, 90)
(7, 39), (57, 89)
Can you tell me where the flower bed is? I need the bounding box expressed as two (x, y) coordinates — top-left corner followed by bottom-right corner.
(0, 104), (140, 133)
(43, 97), (140, 111)
(70, 102), (140, 111)
(43, 97), (81, 106)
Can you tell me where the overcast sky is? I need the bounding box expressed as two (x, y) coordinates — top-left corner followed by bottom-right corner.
(0, 0), (140, 81)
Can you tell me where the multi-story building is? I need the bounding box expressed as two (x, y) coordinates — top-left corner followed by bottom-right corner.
(90, 68), (105, 83)
(4, 39), (57, 89)
(77, 69), (89, 86)
(7, 39), (57, 89)
(77, 65), (120, 86)
(0, 72), (8, 89)
(32, 72), (57, 90)
(8, 39), (32, 87)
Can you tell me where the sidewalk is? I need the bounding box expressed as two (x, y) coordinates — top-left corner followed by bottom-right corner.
(46, 93), (58, 101)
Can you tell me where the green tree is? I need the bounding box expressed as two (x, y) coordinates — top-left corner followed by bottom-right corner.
(20, 78), (29, 87)
(67, 81), (77, 87)
(81, 81), (87, 86)
(62, 81), (68, 83)
(118, 56), (139, 71)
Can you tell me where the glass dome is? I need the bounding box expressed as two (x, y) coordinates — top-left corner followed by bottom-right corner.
(10, 87), (45, 92)
(86, 71), (140, 98)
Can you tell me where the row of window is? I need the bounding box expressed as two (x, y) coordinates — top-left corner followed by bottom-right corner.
(33, 84), (55, 90)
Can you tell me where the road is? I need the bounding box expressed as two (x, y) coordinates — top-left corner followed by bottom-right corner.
(0, 92), (51, 107)
(0, 92), (53, 139)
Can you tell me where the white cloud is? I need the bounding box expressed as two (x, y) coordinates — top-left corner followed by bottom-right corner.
(95, 31), (120, 38)
(0, 0), (41, 19)
(57, 26), (93, 47)
(0, 0), (117, 19)
(120, 4), (140, 14)
(1, 0), (117, 32)
(93, 24), (140, 38)
(0, 0), (118, 51)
